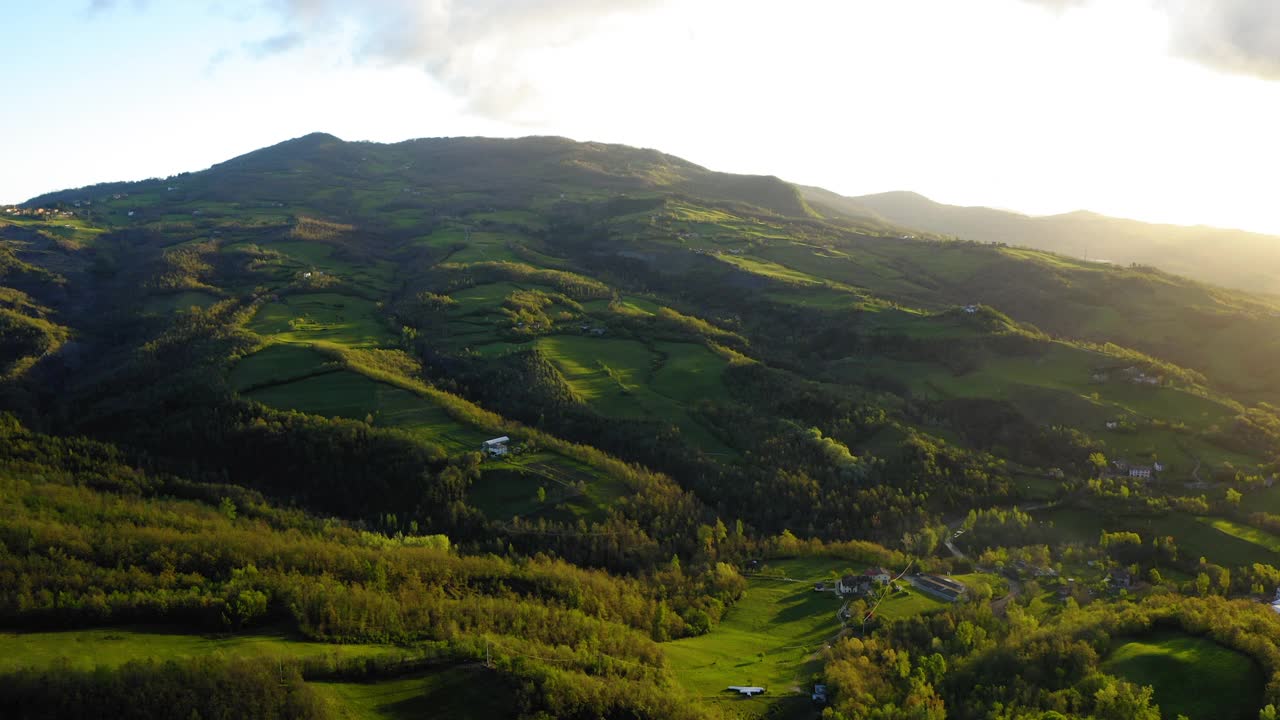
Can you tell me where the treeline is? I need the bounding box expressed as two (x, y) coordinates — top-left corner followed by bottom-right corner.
(0, 657), (325, 720)
(0, 417), (741, 647)
(824, 592), (1280, 719)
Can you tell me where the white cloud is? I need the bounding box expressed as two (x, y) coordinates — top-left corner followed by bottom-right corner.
(259, 0), (668, 120)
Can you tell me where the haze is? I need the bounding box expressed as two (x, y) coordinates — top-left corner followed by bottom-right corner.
(5, 0), (1280, 234)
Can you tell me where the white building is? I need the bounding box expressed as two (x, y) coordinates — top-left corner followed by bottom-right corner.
(482, 436), (511, 457)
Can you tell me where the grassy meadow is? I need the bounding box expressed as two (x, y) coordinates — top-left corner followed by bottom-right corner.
(1102, 631), (1264, 720)
(664, 557), (944, 717)
(0, 626), (404, 673)
(312, 666), (516, 720)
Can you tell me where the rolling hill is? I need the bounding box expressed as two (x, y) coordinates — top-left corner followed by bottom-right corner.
(7, 132), (1280, 719)
(803, 186), (1280, 295)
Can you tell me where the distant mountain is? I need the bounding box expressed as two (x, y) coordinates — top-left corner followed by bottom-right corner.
(801, 187), (1280, 294)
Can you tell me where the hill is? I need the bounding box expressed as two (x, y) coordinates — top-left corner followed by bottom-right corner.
(803, 186), (1280, 295)
(7, 132), (1280, 718)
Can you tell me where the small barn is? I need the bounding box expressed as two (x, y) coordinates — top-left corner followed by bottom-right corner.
(482, 436), (510, 457)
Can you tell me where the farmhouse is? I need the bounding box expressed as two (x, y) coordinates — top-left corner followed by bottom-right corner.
(812, 684), (828, 703)
(481, 436), (510, 457)
(914, 574), (967, 602)
(962, 304), (979, 314)
(864, 567), (892, 584)
(1128, 465), (1152, 479)
(837, 568), (892, 595)
(837, 574), (872, 596)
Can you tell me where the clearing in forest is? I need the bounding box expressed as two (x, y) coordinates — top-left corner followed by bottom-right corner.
(1102, 631), (1263, 720)
(664, 557), (943, 717)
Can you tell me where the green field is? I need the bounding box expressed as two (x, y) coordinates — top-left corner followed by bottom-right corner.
(664, 559), (842, 714)
(0, 626), (403, 673)
(249, 293), (395, 348)
(664, 558), (940, 717)
(469, 451), (623, 522)
(1197, 517), (1280, 554)
(312, 666), (516, 720)
(1102, 631), (1264, 720)
(535, 335), (731, 453)
(230, 343), (338, 390)
(245, 368), (488, 452)
(142, 290), (219, 315)
(1035, 507), (1280, 567)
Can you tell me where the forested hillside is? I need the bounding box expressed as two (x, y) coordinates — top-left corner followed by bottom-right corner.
(6, 133), (1280, 719)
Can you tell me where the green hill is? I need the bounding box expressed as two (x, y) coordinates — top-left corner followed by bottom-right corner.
(8, 132), (1280, 719)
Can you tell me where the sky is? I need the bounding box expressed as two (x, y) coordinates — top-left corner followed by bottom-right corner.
(4, 0), (1280, 234)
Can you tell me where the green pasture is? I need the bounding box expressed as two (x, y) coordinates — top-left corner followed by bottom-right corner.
(1102, 631), (1263, 720)
(715, 253), (825, 286)
(142, 290), (219, 315)
(249, 293), (395, 348)
(535, 335), (732, 453)
(0, 626), (402, 673)
(469, 451), (624, 523)
(1196, 517), (1280, 554)
(663, 558), (844, 714)
(230, 343), (337, 391)
(1035, 507), (1280, 567)
(245, 368), (487, 452)
(447, 281), (555, 316)
(313, 666), (516, 720)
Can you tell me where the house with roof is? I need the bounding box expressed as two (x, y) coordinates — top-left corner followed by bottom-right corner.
(914, 574), (967, 602)
(864, 567), (892, 585)
(481, 436), (511, 457)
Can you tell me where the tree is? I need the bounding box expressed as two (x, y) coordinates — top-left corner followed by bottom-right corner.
(1088, 452), (1109, 477)
(1226, 487), (1243, 506)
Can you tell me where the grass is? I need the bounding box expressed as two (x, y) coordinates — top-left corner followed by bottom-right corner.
(468, 451), (623, 522)
(246, 369), (489, 452)
(664, 558), (843, 715)
(249, 293), (395, 348)
(1035, 507), (1280, 567)
(664, 557), (940, 717)
(230, 343), (337, 391)
(535, 335), (732, 453)
(0, 626), (403, 673)
(1102, 631), (1264, 720)
(312, 666), (516, 720)
(1197, 517), (1280, 554)
(142, 290), (219, 315)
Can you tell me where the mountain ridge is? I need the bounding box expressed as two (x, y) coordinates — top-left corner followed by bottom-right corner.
(803, 185), (1280, 294)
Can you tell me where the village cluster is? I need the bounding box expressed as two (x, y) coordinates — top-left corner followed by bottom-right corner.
(811, 567), (970, 603)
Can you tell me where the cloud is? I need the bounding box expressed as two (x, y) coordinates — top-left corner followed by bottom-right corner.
(245, 31), (306, 58)
(259, 0), (666, 120)
(1020, 0), (1280, 81)
(1162, 0), (1280, 81)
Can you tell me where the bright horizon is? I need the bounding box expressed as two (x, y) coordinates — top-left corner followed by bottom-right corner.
(5, 0), (1280, 235)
